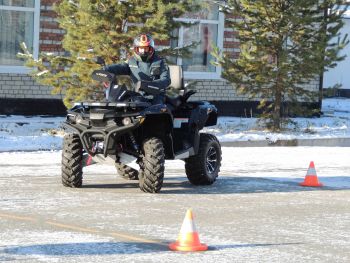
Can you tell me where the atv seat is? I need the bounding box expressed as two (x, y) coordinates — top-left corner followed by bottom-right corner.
(168, 65), (184, 91)
(166, 96), (182, 108)
(166, 65), (196, 108)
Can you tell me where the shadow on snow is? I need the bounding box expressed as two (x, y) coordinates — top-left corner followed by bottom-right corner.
(2, 241), (302, 256)
(80, 175), (350, 194)
(161, 176), (350, 194)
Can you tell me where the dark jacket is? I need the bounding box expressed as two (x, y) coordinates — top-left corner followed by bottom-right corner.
(105, 54), (171, 97)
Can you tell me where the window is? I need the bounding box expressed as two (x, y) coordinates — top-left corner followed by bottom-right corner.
(173, 3), (224, 79)
(0, 0), (40, 73)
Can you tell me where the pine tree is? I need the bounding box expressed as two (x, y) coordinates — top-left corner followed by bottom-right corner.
(214, 0), (349, 131)
(19, 0), (201, 107)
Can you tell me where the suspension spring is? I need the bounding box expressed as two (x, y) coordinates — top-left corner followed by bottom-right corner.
(128, 132), (139, 152)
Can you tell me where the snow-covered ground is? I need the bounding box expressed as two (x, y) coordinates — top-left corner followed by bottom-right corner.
(207, 98), (350, 142)
(0, 148), (349, 262)
(0, 98), (349, 151)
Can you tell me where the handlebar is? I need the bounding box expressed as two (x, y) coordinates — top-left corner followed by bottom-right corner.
(91, 70), (116, 83)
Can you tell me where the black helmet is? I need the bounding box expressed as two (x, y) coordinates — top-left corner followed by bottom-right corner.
(133, 34), (155, 62)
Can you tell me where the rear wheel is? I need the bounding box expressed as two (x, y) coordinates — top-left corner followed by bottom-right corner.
(185, 133), (221, 185)
(139, 137), (165, 193)
(61, 134), (83, 187)
(115, 163), (139, 180)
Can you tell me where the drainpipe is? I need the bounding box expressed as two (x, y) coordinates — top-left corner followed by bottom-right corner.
(319, 4), (329, 114)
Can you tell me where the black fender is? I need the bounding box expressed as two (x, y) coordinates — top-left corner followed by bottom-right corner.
(187, 102), (217, 155)
(189, 102), (218, 130)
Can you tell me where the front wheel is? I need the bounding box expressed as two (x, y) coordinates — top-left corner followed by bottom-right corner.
(185, 133), (221, 185)
(138, 137), (165, 193)
(61, 134), (83, 187)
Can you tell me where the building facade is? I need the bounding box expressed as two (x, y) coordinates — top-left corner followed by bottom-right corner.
(0, 1), (320, 116)
(0, 0), (66, 114)
(323, 12), (350, 97)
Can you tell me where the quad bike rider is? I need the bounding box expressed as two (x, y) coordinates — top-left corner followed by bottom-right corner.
(61, 34), (222, 193)
(105, 34), (170, 105)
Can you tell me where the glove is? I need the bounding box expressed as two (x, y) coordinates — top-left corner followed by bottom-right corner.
(135, 81), (149, 92)
(135, 81), (161, 96)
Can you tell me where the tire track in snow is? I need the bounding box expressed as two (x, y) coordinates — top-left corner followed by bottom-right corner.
(0, 211), (168, 247)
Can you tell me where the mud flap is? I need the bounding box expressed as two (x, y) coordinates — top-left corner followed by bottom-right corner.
(82, 153), (97, 167)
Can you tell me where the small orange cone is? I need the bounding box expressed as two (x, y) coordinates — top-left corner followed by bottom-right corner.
(169, 209), (208, 252)
(299, 161), (323, 187)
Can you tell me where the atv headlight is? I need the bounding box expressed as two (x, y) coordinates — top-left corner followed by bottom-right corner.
(76, 115), (83, 124)
(122, 117), (132, 126)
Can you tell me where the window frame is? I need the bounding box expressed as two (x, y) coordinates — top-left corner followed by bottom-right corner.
(0, 0), (40, 74)
(174, 11), (224, 80)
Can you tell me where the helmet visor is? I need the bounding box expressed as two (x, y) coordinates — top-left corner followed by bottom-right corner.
(136, 46), (150, 54)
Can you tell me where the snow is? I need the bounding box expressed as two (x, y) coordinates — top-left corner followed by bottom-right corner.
(206, 98), (350, 142)
(0, 115), (63, 152)
(0, 98), (349, 151)
(0, 148), (349, 262)
(221, 147), (350, 188)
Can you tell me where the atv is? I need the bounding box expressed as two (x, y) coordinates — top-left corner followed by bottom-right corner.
(61, 62), (221, 193)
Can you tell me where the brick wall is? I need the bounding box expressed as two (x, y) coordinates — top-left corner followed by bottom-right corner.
(189, 78), (320, 103)
(188, 79), (320, 116)
(40, 0), (65, 55)
(189, 80), (238, 101)
(0, 73), (62, 99)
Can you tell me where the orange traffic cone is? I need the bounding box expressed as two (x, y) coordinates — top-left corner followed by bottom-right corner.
(299, 161), (323, 187)
(169, 209), (208, 252)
